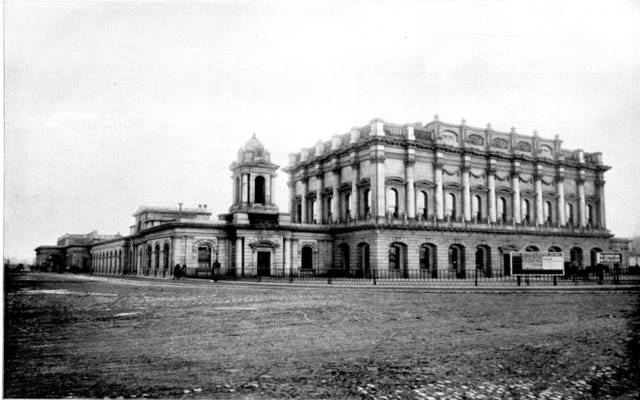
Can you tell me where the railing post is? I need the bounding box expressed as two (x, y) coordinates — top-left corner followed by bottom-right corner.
(517, 276), (521, 286)
(553, 276), (557, 286)
(373, 269), (377, 285)
(475, 269), (478, 287)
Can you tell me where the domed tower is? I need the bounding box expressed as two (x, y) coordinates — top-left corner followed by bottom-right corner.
(227, 134), (280, 224)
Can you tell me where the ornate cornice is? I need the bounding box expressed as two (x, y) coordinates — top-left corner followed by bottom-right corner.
(370, 155), (386, 164)
(405, 159), (416, 167)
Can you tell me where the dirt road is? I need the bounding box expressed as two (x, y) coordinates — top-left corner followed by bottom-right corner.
(4, 273), (640, 399)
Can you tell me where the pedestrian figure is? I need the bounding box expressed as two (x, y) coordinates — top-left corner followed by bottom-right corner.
(173, 264), (181, 279)
(597, 263), (604, 284)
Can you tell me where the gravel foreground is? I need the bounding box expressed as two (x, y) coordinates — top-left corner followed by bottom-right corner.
(4, 273), (640, 399)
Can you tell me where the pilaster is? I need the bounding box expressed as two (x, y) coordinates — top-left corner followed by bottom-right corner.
(511, 161), (521, 224)
(405, 153), (416, 219)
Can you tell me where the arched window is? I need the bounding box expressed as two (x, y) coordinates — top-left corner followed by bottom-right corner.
(449, 244), (465, 278)
(590, 247), (602, 268)
(545, 201), (553, 223)
(254, 176), (265, 204)
(163, 243), (170, 271)
(388, 242), (408, 277)
(523, 199), (531, 223)
(155, 244), (160, 271)
(198, 245), (212, 269)
(338, 244), (350, 271)
(566, 203), (575, 225)
(417, 191), (428, 218)
(301, 246), (313, 270)
(476, 245), (492, 276)
(472, 195), (482, 220)
(420, 243), (437, 277)
(445, 193), (457, 220)
(498, 197), (508, 222)
(146, 245), (152, 275)
(549, 246), (562, 253)
(570, 247), (583, 267)
(363, 189), (371, 216)
(235, 177), (241, 203)
(386, 188), (398, 217)
(525, 245), (539, 252)
(311, 200), (317, 223)
(345, 193), (351, 219)
(357, 243), (371, 277)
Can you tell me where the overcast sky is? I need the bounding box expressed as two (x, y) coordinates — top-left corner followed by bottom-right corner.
(4, 0), (640, 262)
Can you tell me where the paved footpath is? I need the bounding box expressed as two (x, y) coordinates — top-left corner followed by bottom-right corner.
(76, 273), (640, 293)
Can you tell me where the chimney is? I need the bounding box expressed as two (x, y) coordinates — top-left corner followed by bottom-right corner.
(350, 127), (360, 144)
(331, 135), (342, 150)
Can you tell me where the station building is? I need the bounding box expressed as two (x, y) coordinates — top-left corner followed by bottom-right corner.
(35, 117), (630, 278)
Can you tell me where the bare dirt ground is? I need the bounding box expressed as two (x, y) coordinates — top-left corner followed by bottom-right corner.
(4, 273), (640, 399)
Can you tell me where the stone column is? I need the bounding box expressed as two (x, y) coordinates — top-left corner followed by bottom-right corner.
(435, 161), (444, 220)
(488, 170), (497, 223)
(535, 165), (544, 225)
(283, 238), (291, 274)
(511, 162), (521, 223)
(462, 164), (471, 222)
(556, 171), (566, 226)
(287, 179), (294, 216)
(248, 173), (255, 204)
(597, 177), (606, 228)
(316, 171), (324, 224)
(271, 175), (276, 206)
(578, 175), (587, 227)
(332, 167), (340, 222)
(301, 177), (308, 223)
(241, 173), (249, 203)
(372, 145), (386, 220)
(235, 238), (243, 272)
(405, 157), (416, 219)
(265, 174), (272, 204)
(350, 160), (359, 220)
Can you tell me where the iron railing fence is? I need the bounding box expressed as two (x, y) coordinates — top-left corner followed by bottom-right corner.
(185, 267), (640, 286)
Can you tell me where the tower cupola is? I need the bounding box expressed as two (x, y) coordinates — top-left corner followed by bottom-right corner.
(227, 134), (280, 224)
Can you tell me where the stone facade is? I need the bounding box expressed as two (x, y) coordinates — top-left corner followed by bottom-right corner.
(35, 117), (630, 277)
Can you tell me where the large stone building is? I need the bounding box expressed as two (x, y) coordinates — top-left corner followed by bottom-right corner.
(35, 117), (629, 278)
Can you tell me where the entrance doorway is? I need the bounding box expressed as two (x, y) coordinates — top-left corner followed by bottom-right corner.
(257, 251), (271, 276)
(449, 244), (465, 278)
(358, 243), (370, 278)
(301, 246), (314, 270)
